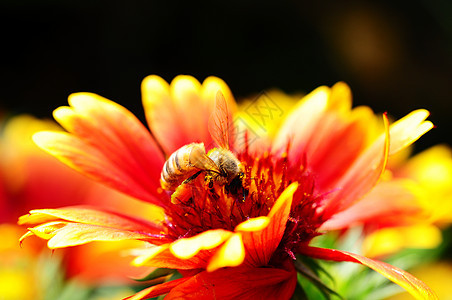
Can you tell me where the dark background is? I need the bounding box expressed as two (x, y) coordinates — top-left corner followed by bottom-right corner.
(1, 0), (451, 151)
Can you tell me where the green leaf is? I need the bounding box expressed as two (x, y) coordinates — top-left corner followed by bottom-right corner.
(133, 268), (176, 282)
(291, 281), (308, 300)
(295, 259), (343, 300)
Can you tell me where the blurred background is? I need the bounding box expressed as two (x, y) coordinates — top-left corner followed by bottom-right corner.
(1, 0), (451, 151)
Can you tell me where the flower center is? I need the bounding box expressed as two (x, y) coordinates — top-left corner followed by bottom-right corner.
(163, 143), (326, 258)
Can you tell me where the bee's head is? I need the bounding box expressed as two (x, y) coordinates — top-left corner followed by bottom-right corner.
(208, 148), (242, 184)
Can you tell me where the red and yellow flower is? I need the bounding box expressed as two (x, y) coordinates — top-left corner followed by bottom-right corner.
(19, 75), (438, 299)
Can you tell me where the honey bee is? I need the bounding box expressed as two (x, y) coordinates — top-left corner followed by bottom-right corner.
(160, 92), (244, 193)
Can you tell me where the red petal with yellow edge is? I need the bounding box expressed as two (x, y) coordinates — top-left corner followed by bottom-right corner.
(21, 221), (161, 249)
(141, 75), (236, 155)
(19, 207), (169, 248)
(322, 110), (432, 218)
(123, 277), (191, 300)
(238, 183), (297, 267)
(33, 132), (162, 205)
(170, 229), (232, 259)
(18, 206), (162, 233)
(387, 110), (433, 156)
(308, 106), (377, 193)
(207, 233), (245, 272)
(272, 86), (330, 156)
(272, 84), (376, 195)
(133, 245), (212, 270)
(47, 223), (160, 248)
(36, 93), (165, 205)
(321, 114), (390, 218)
(321, 179), (422, 230)
(299, 246), (438, 300)
(165, 263), (297, 300)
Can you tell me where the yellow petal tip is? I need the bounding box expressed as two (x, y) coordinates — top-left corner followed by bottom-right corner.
(235, 216), (270, 232)
(170, 230), (232, 260)
(207, 233), (245, 272)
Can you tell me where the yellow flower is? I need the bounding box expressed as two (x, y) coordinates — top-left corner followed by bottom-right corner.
(387, 262), (452, 300)
(0, 224), (40, 300)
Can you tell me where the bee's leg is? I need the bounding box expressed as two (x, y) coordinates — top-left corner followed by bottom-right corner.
(182, 171), (203, 184)
(206, 176), (214, 189)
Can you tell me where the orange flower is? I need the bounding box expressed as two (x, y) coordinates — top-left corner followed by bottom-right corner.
(19, 76), (437, 299)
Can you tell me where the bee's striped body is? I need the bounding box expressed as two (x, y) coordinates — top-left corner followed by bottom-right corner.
(160, 143), (242, 192)
(161, 143), (219, 191)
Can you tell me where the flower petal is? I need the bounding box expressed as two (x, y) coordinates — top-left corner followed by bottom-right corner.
(170, 229), (233, 259)
(207, 233), (245, 272)
(272, 83), (378, 194)
(235, 216), (270, 232)
(18, 206), (162, 233)
(132, 244), (211, 270)
(131, 244), (169, 266)
(33, 93), (166, 205)
(239, 182), (298, 266)
(299, 247), (438, 300)
(142, 75), (235, 155)
(19, 207), (167, 248)
(307, 106), (378, 192)
(165, 264), (297, 300)
(388, 109), (433, 155)
(321, 114), (390, 217)
(320, 179), (422, 230)
(272, 86), (330, 155)
(23, 222), (159, 249)
(33, 131), (148, 199)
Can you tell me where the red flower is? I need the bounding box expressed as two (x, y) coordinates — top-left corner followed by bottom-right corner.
(20, 76), (437, 299)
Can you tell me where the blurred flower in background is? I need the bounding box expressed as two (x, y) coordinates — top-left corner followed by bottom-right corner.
(17, 75), (445, 299)
(0, 114), (159, 299)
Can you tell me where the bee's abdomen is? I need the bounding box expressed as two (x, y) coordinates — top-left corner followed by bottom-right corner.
(160, 143), (204, 191)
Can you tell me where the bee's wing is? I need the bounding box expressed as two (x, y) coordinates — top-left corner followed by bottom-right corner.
(208, 91), (235, 150)
(189, 144), (221, 173)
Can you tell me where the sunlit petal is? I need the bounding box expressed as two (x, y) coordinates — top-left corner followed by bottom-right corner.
(33, 92), (166, 205)
(142, 75), (235, 154)
(207, 233), (245, 271)
(166, 264), (297, 300)
(321, 114), (390, 217)
(170, 229), (232, 259)
(240, 183), (297, 266)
